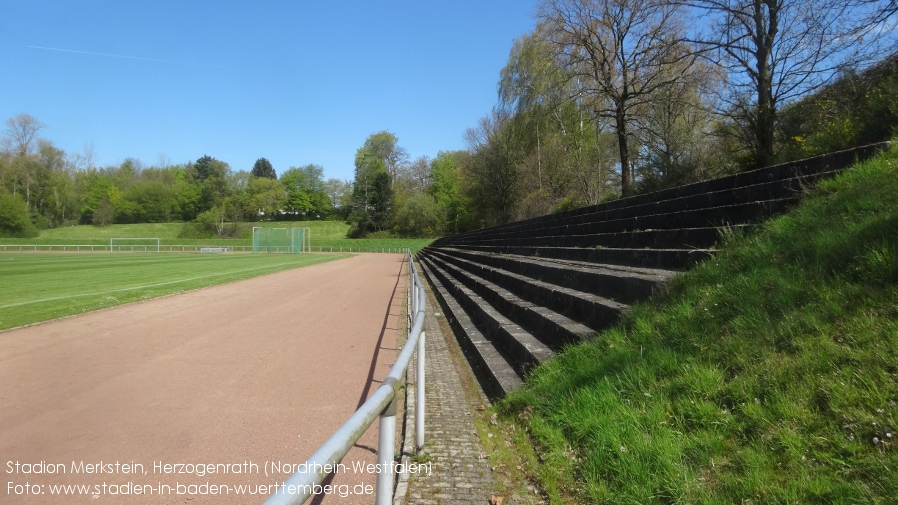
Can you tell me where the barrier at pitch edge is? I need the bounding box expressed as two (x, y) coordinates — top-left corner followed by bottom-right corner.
(263, 251), (426, 505)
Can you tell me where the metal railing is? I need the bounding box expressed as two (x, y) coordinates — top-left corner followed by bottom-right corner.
(263, 252), (426, 505)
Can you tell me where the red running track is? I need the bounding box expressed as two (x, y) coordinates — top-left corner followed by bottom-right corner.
(0, 253), (406, 504)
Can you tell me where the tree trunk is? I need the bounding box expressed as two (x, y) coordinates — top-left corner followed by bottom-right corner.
(753, 0), (777, 169)
(616, 108), (632, 196)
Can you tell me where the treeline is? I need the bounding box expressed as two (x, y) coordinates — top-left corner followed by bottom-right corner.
(4, 1), (898, 239)
(347, 1), (898, 236)
(0, 120), (347, 238)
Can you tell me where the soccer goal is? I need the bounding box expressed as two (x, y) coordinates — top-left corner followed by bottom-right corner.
(109, 237), (161, 253)
(252, 227), (310, 253)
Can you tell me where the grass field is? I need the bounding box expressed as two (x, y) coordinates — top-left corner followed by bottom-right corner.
(0, 220), (435, 253)
(0, 252), (350, 331)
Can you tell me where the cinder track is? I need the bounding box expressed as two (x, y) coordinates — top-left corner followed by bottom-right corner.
(0, 253), (406, 504)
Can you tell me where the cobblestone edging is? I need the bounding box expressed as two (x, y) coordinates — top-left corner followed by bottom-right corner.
(395, 286), (496, 505)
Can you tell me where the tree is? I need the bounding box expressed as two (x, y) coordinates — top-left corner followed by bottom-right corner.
(190, 155), (231, 213)
(355, 131), (408, 188)
(367, 171), (393, 231)
(539, 0), (696, 195)
(428, 151), (471, 233)
(392, 192), (444, 237)
(679, 0), (885, 168)
(404, 156), (432, 194)
(0, 193), (38, 237)
(247, 177), (287, 220)
(280, 164), (331, 218)
(350, 131), (407, 234)
(92, 194), (115, 226)
(464, 108), (522, 225)
(632, 57), (722, 191)
(324, 178), (352, 217)
(2, 114), (45, 157)
(251, 157), (276, 179)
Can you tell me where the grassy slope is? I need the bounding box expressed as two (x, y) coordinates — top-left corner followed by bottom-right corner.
(0, 220), (434, 252)
(502, 147), (898, 503)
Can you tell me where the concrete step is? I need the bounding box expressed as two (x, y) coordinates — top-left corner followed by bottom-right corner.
(444, 225), (753, 252)
(457, 174), (821, 241)
(422, 249), (602, 346)
(451, 198), (797, 245)
(420, 255), (556, 375)
(446, 244), (714, 270)
(418, 258), (523, 398)
(427, 247), (674, 305)
(433, 143), (888, 248)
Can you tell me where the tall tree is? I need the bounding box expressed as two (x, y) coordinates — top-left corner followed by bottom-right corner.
(251, 157), (277, 179)
(356, 131), (407, 187)
(2, 114), (45, 157)
(190, 155), (231, 213)
(280, 164), (331, 218)
(351, 131), (406, 227)
(247, 177), (287, 219)
(464, 108), (522, 225)
(679, 0), (885, 168)
(539, 0), (696, 195)
(428, 151), (468, 233)
(324, 178), (352, 216)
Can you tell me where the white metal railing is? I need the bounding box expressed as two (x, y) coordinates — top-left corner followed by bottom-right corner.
(263, 251), (426, 505)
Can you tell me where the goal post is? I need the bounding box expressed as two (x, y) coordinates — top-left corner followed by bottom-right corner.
(252, 227), (310, 253)
(109, 238), (161, 253)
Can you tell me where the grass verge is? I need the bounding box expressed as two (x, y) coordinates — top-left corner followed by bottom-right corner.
(500, 145), (898, 503)
(0, 253), (349, 331)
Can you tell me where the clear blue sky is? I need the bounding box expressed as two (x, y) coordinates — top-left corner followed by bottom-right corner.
(3, 1), (538, 181)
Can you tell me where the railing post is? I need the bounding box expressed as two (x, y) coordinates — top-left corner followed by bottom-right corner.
(376, 377), (400, 505)
(416, 330), (426, 452)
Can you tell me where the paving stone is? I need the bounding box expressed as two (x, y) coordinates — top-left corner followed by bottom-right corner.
(394, 286), (496, 504)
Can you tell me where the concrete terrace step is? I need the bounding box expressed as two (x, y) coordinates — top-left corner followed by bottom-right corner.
(420, 255), (556, 374)
(450, 197), (798, 244)
(434, 143), (888, 247)
(422, 249), (605, 345)
(444, 225), (753, 253)
(454, 174), (822, 241)
(418, 257), (524, 398)
(448, 244), (715, 270)
(427, 247), (674, 304)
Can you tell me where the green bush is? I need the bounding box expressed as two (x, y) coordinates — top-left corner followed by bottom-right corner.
(0, 193), (39, 238)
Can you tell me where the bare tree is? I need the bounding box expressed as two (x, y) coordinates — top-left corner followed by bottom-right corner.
(678, 0), (889, 168)
(539, 0), (697, 195)
(3, 114), (45, 157)
(855, 0), (898, 25)
(406, 156), (431, 194)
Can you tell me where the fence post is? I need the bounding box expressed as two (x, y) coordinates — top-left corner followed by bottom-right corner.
(416, 331), (426, 452)
(376, 377), (400, 505)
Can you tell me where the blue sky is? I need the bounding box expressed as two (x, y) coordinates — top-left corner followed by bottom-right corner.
(3, 1), (538, 181)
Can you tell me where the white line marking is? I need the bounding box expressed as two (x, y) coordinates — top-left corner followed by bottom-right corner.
(0, 262), (299, 310)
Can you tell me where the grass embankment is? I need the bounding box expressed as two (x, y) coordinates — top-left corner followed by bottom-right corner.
(501, 147), (898, 503)
(0, 253), (348, 330)
(0, 220), (434, 253)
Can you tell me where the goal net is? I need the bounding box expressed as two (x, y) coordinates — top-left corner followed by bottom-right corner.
(109, 238), (161, 253)
(252, 227), (310, 253)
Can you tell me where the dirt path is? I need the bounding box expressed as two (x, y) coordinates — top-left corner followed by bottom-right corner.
(1, 253), (406, 504)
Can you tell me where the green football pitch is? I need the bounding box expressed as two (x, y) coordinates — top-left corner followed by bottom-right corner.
(0, 252), (350, 331)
